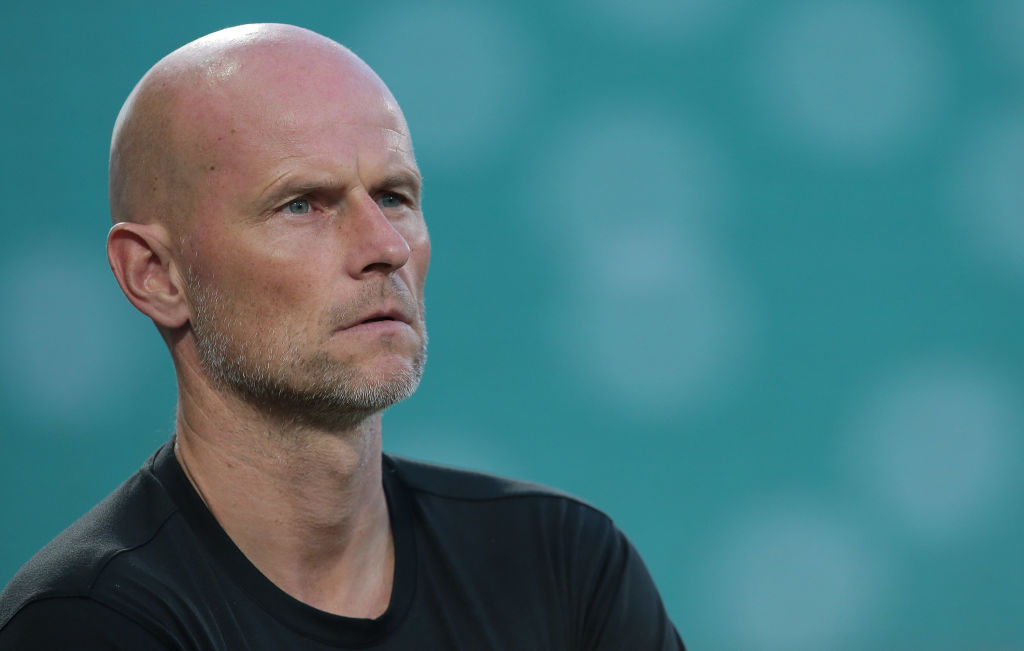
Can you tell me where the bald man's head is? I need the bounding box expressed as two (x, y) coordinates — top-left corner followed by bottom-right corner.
(106, 24), (429, 417)
(108, 24), (403, 236)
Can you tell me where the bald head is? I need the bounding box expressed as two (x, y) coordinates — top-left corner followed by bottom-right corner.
(109, 24), (405, 234)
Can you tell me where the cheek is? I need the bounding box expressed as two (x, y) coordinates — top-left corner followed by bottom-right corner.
(188, 240), (314, 321)
(241, 260), (328, 321)
(405, 219), (431, 277)
(408, 234), (431, 296)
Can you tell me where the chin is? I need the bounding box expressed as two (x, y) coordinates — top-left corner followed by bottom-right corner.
(353, 358), (424, 397)
(340, 348), (426, 399)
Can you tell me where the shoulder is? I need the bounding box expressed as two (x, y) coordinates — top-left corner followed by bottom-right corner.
(0, 450), (177, 631)
(384, 453), (600, 510)
(0, 597), (174, 650)
(383, 453), (620, 551)
(384, 454), (685, 649)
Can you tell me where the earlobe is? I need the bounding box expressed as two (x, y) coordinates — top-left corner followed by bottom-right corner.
(107, 222), (190, 329)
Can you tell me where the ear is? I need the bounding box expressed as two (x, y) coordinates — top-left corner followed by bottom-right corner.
(107, 222), (190, 329)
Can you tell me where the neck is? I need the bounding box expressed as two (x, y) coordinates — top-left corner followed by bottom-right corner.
(172, 363), (394, 619)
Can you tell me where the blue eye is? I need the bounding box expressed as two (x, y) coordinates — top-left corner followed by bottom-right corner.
(379, 193), (402, 208)
(284, 198), (311, 214)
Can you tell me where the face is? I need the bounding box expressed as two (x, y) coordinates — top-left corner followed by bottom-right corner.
(177, 44), (430, 427)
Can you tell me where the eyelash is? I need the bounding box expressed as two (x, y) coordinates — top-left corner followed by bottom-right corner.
(276, 191), (411, 216)
(378, 191), (407, 208)
(281, 198), (312, 215)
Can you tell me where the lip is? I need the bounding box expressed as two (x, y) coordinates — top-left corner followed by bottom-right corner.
(339, 305), (413, 332)
(343, 318), (412, 335)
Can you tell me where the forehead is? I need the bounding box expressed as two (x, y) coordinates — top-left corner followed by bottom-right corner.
(180, 42), (416, 182)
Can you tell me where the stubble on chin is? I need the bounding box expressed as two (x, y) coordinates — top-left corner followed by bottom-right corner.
(184, 267), (427, 430)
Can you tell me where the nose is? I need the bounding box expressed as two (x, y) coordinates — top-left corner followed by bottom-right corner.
(344, 190), (412, 277)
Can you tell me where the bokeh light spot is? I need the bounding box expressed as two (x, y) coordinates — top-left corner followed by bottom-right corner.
(702, 501), (887, 650)
(980, 0), (1024, 72)
(581, 0), (741, 43)
(845, 359), (1019, 542)
(535, 103), (725, 235)
(0, 245), (132, 425)
(569, 228), (752, 413)
(752, 0), (947, 159)
(351, 5), (536, 166)
(384, 423), (529, 480)
(950, 109), (1024, 277)
(527, 104), (752, 414)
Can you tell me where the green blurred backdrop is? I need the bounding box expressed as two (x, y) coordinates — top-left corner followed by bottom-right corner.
(2, 1), (1022, 648)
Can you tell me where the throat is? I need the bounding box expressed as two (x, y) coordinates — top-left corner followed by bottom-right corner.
(172, 419), (395, 618)
(279, 523), (396, 618)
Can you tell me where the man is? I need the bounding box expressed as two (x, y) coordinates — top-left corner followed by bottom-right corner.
(0, 24), (684, 650)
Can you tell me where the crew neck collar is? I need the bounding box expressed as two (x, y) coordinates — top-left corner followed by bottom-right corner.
(149, 438), (417, 647)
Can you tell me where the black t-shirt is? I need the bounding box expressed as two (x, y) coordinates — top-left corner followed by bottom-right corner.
(0, 440), (684, 650)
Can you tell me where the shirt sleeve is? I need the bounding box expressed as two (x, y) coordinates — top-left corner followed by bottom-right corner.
(570, 508), (686, 651)
(0, 597), (176, 651)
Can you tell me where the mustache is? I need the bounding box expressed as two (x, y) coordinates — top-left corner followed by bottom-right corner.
(324, 276), (423, 330)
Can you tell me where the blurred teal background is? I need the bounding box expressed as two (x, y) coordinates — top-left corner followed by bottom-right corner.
(2, 1), (1023, 648)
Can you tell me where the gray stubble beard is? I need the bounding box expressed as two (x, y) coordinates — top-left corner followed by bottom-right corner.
(185, 267), (427, 430)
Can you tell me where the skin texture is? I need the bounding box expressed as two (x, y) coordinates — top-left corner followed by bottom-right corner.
(105, 24), (430, 617)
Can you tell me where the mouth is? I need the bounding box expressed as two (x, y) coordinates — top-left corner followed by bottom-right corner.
(341, 306), (413, 331)
(358, 309), (407, 325)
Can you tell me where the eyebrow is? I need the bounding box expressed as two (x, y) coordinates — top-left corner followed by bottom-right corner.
(255, 173), (339, 209)
(257, 171), (422, 212)
(370, 172), (422, 198)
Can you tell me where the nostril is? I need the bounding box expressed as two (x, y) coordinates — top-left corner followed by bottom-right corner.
(359, 261), (404, 276)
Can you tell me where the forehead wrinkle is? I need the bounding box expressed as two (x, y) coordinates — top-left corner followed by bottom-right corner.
(201, 110), (412, 172)
(266, 121), (411, 151)
(253, 129), (416, 187)
(258, 170), (295, 198)
(337, 123), (410, 139)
